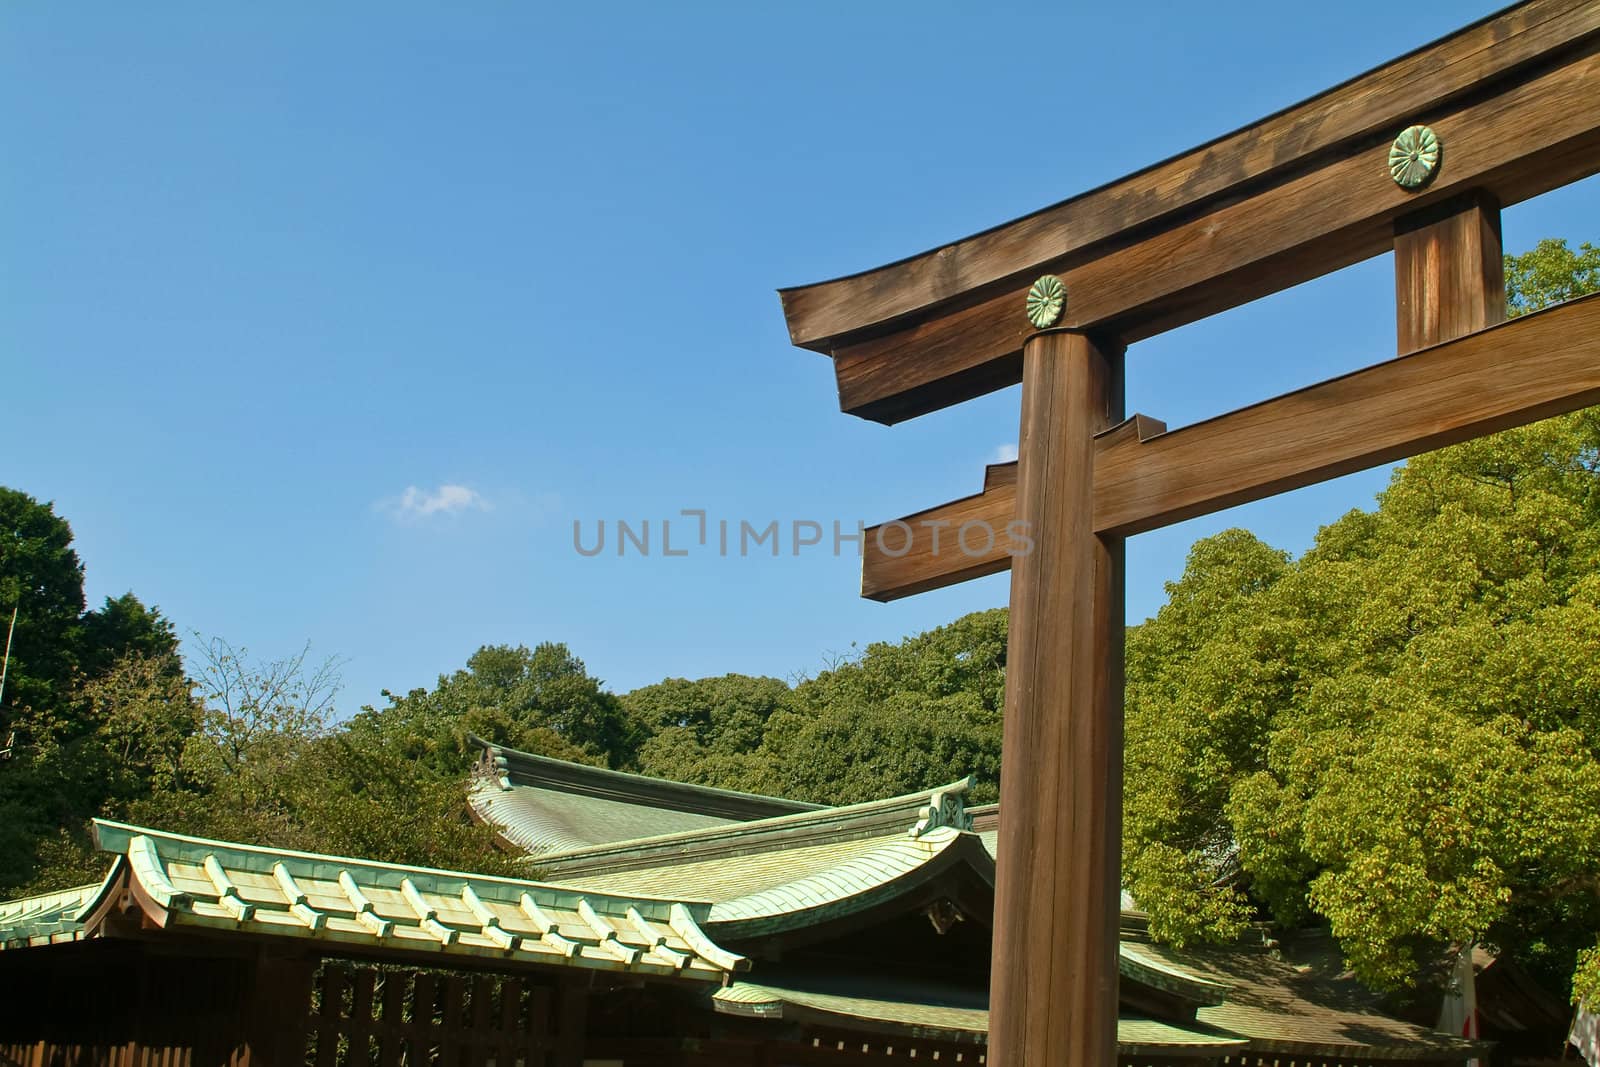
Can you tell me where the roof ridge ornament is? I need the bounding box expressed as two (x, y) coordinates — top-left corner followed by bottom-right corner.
(467, 733), (515, 789)
(910, 781), (973, 838)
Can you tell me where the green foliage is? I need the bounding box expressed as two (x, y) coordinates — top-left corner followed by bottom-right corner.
(773, 610), (1008, 805)
(0, 489), (87, 725)
(1505, 238), (1600, 319)
(1123, 529), (1291, 945)
(77, 592), (181, 681)
(112, 639), (515, 875)
(1124, 239), (1600, 998)
(370, 643), (633, 775)
(1577, 943), (1600, 1008)
(627, 674), (793, 788)
(281, 713), (524, 876)
(620, 612), (1009, 805)
(1126, 425), (1600, 992)
(768, 688), (1001, 805)
(0, 489), (183, 888)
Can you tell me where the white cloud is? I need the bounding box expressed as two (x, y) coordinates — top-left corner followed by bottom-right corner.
(386, 483), (490, 521)
(990, 443), (1018, 464)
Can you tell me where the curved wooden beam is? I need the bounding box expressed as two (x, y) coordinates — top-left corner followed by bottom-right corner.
(783, 0), (1597, 350)
(780, 1), (1600, 423)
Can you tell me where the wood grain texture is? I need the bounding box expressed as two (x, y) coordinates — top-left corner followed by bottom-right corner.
(824, 39), (1600, 423)
(989, 330), (1123, 1067)
(1092, 290), (1600, 536)
(857, 294), (1600, 598)
(781, 0), (1597, 352)
(860, 417), (1161, 602)
(1394, 191), (1506, 354)
(859, 464), (1018, 601)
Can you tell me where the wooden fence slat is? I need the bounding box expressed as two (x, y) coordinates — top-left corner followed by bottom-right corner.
(349, 970), (376, 1067)
(466, 977), (493, 1067)
(497, 979), (521, 1067)
(527, 987), (550, 1067)
(314, 967), (346, 1067)
(411, 974), (438, 1067)
(555, 986), (584, 1067)
(439, 977), (464, 1067)
(378, 972), (406, 1067)
(0, 961), (592, 1067)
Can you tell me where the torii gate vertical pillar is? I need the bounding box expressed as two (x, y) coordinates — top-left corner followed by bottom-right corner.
(990, 328), (1124, 1067)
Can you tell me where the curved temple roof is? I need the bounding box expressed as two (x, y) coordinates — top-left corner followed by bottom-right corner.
(524, 778), (990, 941)
(469, 736), (820, 855)
(84, 819), (747, 981)
(0, 880), (103, 948)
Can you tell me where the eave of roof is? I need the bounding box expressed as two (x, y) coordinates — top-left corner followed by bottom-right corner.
(711, 974), (1249, 1053)
(470, 737), (823, 856)
(470, 776), (739, 856)
(87, 818), (747, 982)
(530, 779), (975, 879)
(0, 877), (105, 949)
(701, 826), (991, 940)
(475, 736), (819, 819)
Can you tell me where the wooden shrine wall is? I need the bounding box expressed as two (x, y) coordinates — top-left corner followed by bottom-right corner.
(305, 962), (583, 1067)
(0, 944), (584, 1067)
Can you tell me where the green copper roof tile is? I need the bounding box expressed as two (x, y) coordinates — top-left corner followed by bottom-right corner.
(86, 818), (747, 982)
(701, 827), (991, 940)
(468, 737), (819, 856)
(712, 974), (1250, 1052)
(532, 778), (975, 880)
(0, 879), (104, 948)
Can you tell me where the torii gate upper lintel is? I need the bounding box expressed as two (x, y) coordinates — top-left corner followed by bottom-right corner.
(778, 4), (1600, 1065)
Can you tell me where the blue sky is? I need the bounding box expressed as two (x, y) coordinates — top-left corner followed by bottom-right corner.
(5, 3), (1597, 711)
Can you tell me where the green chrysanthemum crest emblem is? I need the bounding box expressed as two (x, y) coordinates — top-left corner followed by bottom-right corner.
(1026, 275), (1066, 329)
(1389, 125), (1440, 190)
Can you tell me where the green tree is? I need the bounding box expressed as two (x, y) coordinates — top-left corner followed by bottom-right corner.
(0, 489), (183, 891)
(1505, 238), (1600, 318)
(142, 637), (339, 845)
(0, 650), (202, 894)
(0, 484), (547, 889)
(769, 609), (1009, 804)
(1121, 237), (1600, 999)
(626, 674), (792, 786)
(358, 642), (635, 778)
(0, 489), (86, 727)
(284, 710), (521, 876)
(766, 688), (1002, 805)
(77, 592), (180, 681)
(96, 639), (518, 876)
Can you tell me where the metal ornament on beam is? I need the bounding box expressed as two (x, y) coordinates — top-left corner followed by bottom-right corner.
(1390, 125), (1441, 189)
(1025, 275), (1067, 330)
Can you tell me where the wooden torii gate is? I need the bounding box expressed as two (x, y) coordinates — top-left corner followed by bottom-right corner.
(778, 3), (1600, 1065)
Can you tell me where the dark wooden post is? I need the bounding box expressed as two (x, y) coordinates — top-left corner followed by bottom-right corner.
(244, 953), (316, 1067)
(1395, 191), (1505, 354)
(989, 328), (1124, 1066)
(553, 981), (589, 1067)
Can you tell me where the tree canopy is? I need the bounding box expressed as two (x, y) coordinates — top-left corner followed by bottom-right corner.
(1122, 238), (1600, 1001)
(0, 489), (88, 724)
